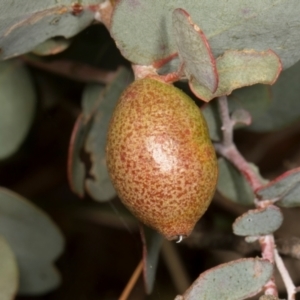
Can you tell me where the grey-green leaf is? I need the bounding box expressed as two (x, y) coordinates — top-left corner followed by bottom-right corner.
(190, 49), (281, 102)
(0, 59), (36, 160)
(217, 158), (254, 205)
(0, 235), (18, 300)
(277, 184), (300, 208)
(178, 258), (273, 300)
(111, 0), (300, 69)
(0, 1), (104, 59)
(229, 84), (271, 128)
(68, 114), (91, 197)
(231, 109), (252, 127)
(172, 8), (218, 92)
(140, 225), (163, 294)
(256, 167), (300, 200)
(68, 83), (105, 197)
(259, 296), (281, 300)
(85, 67), (133, 202)
(201, 101), (222, 142)
(233, 206), (283, 236)
(82, 83), (105, 122)
(248, 60), (300, 132)
(0, 187), (64, 295)
(256, 167), (300, 207)
(32, 37), (71, 56)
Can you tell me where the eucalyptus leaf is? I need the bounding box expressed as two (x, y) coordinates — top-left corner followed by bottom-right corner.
(190, 50), (281, 102)
(85, 67), (133, 202)
(32, 37), (71, 56)
(217, 158), (254, 205)
(259, 296), (281, 300)
(140, 225), (163, 294)
(157, 55), (181, 75)
(111, 0), (300, 69)
(233, 206), (283, 236)
(82, 83), (105, 122)
(0, 235), (18, 300)
(172, 8), (218, 93)
(68, 114), (91, 197)
(0, 1), (104, 59)
(277, 184), (300, 208)
(176, 258), (273, 300)
(201, 101), (221, 142)
(229, 84), (271, 128)
(248, 60), (300, 132)
(231, 109), (252, 127)
(256, 167), (300, 207)
(0, 59), (36, 160)
(68, 83), (105, 197)
(256, 167), (300, 200)
(0, 187), (64, 295)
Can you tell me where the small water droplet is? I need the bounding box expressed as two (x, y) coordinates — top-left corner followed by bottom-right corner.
(176, 235), (183, 243)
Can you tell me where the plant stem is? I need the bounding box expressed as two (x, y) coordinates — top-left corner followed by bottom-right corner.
(218, 95), (234, 147)
(274, 248), (296, 300)
(22, 56), (117, 84)
(217, 95), (300, 298)
(119, 259), (143, 300)
(214, 143), (262, 191)
(215, 96), (262, 191)
(259, 235), (278, 296)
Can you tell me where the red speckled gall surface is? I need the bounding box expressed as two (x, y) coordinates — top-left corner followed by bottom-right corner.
(106, 78), (218, 240)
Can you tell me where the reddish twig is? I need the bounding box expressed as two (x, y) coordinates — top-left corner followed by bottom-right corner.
(274, 248), (296, 300)
(119, 259), (143, 300)
(214, 96), (262, 191)
(21, 56), (117, 84)
(259, 235), (278, 296)
(215, 95), (299, 298)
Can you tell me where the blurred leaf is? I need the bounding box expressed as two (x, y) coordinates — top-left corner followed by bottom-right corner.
(0, 187), (64, 295)
(217, 158), (254, 205)
(176, 258), (273, 300)
(81, 82), (105, 121)
(256, 167), (300, 208)
(231, 109), (252, 127)
(190, 50), (281, 102)
(276, 184), (300, 208)
(248, 60), (300, 131)
(201, 100), (221, 142)
(85, 67), (133, 202)
(68, 83), (105, 197)
(23, 56), (116, 85)
(172, 9), (218, 93)
(229, 84), (271, 127)
(140, 225), (163, 294)
(276, 237), (300, 260)
(259, 296), (280, 300)
(233, 205), (283, 236)
(157, 55), (181, 75)
(111, 0), (300, 69)
(0, 235), (18, 300)
(0, 59), (36, 160)
(0, 1), (104, 59)
(32, 37), (71, 56)
(67, 114), (91, 197)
